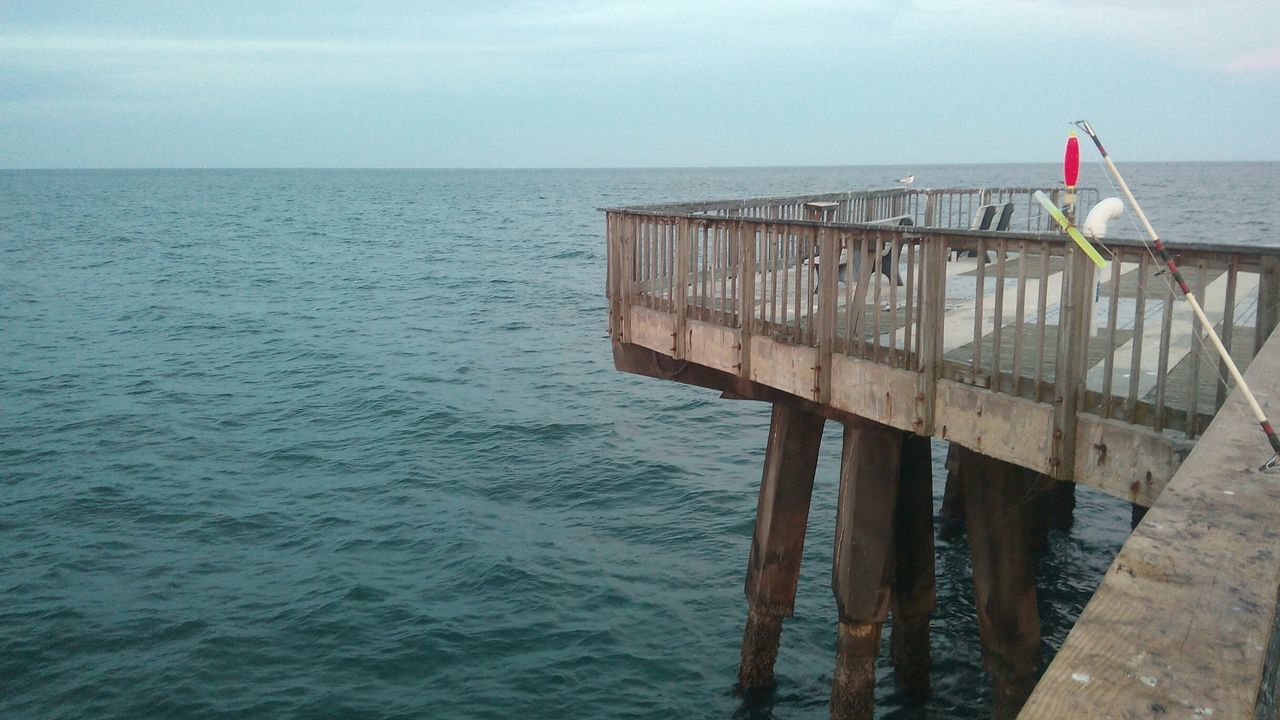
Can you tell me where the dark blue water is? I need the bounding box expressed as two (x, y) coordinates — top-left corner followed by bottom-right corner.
(3, 164), (1276, 719)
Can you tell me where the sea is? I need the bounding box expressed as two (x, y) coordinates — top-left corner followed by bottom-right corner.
(3, 163), (1278, 719)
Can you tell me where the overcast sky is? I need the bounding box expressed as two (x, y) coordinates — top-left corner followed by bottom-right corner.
(3, 0), (1278, 168)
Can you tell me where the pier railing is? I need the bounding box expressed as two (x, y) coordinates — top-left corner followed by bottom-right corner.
(605, 187), (1280, 503)
(624, 186), (1099, 231)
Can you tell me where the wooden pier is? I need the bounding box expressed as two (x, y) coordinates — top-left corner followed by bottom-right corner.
(603, 186), (1280, 718)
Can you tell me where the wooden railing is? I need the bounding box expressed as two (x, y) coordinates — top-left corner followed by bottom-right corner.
(605, 188), (1280, 494)
(626, 186), (1100, 231)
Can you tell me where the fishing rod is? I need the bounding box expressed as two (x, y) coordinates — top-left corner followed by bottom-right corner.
(1072, 119), (1280, 466)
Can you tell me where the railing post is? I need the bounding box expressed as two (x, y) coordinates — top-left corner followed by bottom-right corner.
(1256, 255), (1280, 354)
(737, 220), (756, 379)
(619, 214), (635, 344)
(674, 218), (691, 359)
(916, 233), (945, 436)
(1052, 246), (1093, 480)
(923, 193), (937, 229)
(816, 227), (838, 404)
(606, 211), (618, 340)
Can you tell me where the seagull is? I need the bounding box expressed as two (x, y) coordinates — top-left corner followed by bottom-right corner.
(896, 174), (915, 188)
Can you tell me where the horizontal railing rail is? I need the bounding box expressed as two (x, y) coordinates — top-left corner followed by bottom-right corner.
(605, 190), (1280, 481)
(603, 186), (1103, 234)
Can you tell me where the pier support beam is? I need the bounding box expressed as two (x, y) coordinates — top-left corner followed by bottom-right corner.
(738, 402), (826, 689)
(1129, 502), (1148, 530)
(831, 621), (882, 720)
(830, 418), (902, 719)
(890, 433), (935, 697)
(954, 444), (1041, 720)
(1048, 479), (1076, 531)
(939, 444), (964, 524)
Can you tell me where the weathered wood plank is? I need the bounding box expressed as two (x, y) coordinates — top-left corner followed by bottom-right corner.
(620, 214), (636, 343)
(1071, 412), (1189, 507)
(738, 221), (756, 378)
(992, 242), (1007, 392)
(816, 228), (839, 403)
(1051, 248), (1092, 480)
(628, 305), (676, 356)
(686, 320), (740, 375)
(936, 380), (1055, 476)
(1101, 256), (1122, 417)
(1021, 326), (1280, 719)
(618, 331), (1191, 505)
(828, 353), (921, 433)
(1011, 242), (1029, 397)
(750, 335), (820, 401)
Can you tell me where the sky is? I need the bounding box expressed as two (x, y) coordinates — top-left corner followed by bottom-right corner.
(2, 0), (1279, 168)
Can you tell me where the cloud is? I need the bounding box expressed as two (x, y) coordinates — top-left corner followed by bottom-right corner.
(1222, 47), (1280, 74)
(3, 0), (1278, 166)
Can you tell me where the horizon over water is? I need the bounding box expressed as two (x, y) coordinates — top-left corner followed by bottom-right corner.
(3, 163), (1278, 719)
(11, 158), (1277, 169)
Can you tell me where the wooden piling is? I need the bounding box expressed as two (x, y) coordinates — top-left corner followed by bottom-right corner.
(830, 418), (903, 719)
(889, 433), (935, 696)
(1025, 475), (1087, 555)
(738, 402), (826, 689)
(954, 444), (1041, 720)
(939, 444), (965, 524)
(831, 622), (882, 720)
(1129, 502), (1147, 530)
(1047, 479), (1076, 531)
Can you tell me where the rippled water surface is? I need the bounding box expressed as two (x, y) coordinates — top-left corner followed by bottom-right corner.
(3, 164), (1277, 718)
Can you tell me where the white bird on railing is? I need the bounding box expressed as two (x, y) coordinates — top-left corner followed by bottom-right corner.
(897, 174), (915, 188)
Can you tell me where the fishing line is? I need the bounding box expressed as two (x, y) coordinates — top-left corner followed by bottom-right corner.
(1069, 172), (1261, 453)
(1080, 150), (1260, 437)
(1073, 120), (1280, 466)
(1080, 186), (1239, 410)
(1088, 231), (1253, 441)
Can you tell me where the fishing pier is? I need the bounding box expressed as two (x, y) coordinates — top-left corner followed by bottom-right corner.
(603, 185), (1280, 718)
